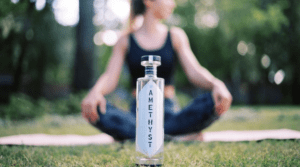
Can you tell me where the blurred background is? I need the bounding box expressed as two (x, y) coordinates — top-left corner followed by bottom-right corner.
(1, 0), (299, 121)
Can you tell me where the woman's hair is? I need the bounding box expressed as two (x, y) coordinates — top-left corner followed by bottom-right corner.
(128, 0), (146, 32)
(131, 0), (146, 16)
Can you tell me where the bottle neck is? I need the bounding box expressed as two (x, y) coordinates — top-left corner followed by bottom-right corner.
(145, 66), (157, 77)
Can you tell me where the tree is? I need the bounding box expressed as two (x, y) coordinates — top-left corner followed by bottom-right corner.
(170, 0), (293, 104)
(0, 0), (72, 99)
(73, 0), (96, 91)
(284, 0), (300, 104)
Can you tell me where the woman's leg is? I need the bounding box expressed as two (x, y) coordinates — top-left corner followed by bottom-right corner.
(164, 93), (219, 136)
(92, 93), (218, 141)
(92, 102), (136, 141)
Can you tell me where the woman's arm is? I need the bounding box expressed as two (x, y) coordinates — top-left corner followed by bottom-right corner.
(91, 35), (128, 95)
(170, 27), (216, 89)
(170, 27), (232, 115)
(81, 34), (128, 123)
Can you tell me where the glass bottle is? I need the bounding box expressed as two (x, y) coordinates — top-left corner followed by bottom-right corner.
(136, 55), (165, 166)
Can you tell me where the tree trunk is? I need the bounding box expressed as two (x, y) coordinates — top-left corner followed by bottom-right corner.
(73, 0), (95, 92)
(12, 35), (27, 93)
(285, 0), (300, 104)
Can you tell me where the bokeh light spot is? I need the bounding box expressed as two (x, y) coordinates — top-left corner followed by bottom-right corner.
(36, 0), (46, 11)
(105, 10), (117, 21)
(93, 31), (103, 46)
(94, 0), (105, 9)
(201, 0), (214, 6)
(274, 70), (285, 85)
(237, 41), (248, 56)
(261, 54), (271, 69)
(201, 13), (219, 28)
(102, 30), (118, 46)
(107, 0), (130, 22)
(167, 14), (182, 26)
(52, 0), (79, 26)
(195, 11), (219, 29)
(93, 13), (105, 26)
(11, 0), (19, 4)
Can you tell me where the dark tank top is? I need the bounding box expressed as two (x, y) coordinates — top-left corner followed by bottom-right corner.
(125, 31), (177, 88)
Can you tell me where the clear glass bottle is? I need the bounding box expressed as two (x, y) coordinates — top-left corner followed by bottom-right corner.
(136, 55), (164, 166)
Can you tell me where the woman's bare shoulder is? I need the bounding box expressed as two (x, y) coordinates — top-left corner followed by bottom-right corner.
(169, 26), (189, 48)
(170, 26), (184, 33)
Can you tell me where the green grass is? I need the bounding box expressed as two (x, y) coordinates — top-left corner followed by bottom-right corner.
(1, 106), (300, 166)
(204, 105), (300, 132)
(0, 140), (299, 166)
(0, 114), (99, 137)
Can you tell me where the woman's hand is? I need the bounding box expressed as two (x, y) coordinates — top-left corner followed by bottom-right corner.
(81, 34), (128, 124)
(81, 90), (107, 124)
(212, 80), (232, 116)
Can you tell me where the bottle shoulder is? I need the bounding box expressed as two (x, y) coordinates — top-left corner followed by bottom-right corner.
(137, 77), (164, 82)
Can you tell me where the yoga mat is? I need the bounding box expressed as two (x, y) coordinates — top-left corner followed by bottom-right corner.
(0, 129), (299, 146)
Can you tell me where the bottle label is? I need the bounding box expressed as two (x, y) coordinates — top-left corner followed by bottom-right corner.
(136, 80), (164, 157)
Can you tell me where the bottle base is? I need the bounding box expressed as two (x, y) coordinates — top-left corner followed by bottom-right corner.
(135, 164), (162, 167)
(136, 156), (163, 166)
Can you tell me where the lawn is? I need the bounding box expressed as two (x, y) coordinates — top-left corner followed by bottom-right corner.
(1, 106), (300, 166)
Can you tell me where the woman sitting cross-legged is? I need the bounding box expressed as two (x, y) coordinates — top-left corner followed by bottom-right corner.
(81, 0), (232, 142)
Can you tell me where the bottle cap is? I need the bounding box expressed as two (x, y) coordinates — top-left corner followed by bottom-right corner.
(141, 55), (161, 66)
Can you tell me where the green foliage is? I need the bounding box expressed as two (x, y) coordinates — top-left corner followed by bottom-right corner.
(0, 1), (28, 18)
(52, 92), (86, 115)
(216, 0), (289, 39)
(0, 91), (87, 121)
(0, 93), (45, 120)
(170, 0), (291, 86)
(0, 1), (75, 98)
(94, 0), (297, 92)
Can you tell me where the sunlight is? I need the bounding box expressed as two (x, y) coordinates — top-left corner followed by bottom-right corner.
(52, 0), (79, 26)
(93, 31), (103, 46)
(102, 30), (118, 46)
(195, 11), (219, 29)
(94, 0), (105, 9)
(167, 14), (183, 26)
(107, 0), (130, 22)
(261, 54), (271, 69)
(105, 10), (117, 21)
(201, 0), (214, 6)
(11, 0), (19, 4)
(201, 13), (219, 28)
(274, 70), (285, 85)
(93, 0), (105, 26)
(93, 0), (130, 29)
(237, 41), (248, 56)
(35, 0), (46, 11)
(93, 13), (105, 26)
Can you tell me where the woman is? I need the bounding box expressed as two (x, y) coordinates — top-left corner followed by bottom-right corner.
(81, 0), (232, 141)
